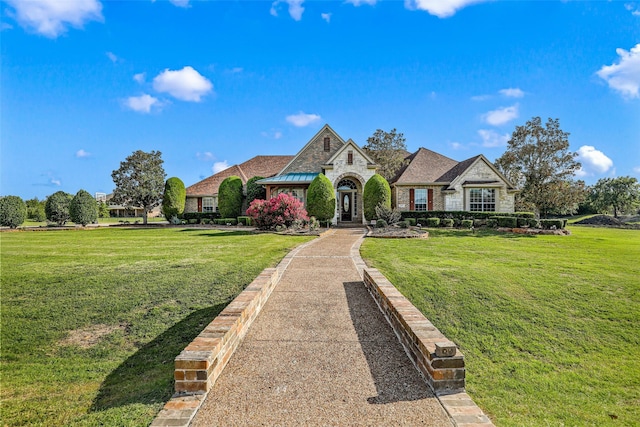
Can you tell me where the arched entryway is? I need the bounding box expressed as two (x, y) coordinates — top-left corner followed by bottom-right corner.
(337, 178), (359, 223)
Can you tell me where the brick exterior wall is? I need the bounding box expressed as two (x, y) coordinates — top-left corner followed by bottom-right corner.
(363, 269), (465, 392)
(394, 185), (445, 212)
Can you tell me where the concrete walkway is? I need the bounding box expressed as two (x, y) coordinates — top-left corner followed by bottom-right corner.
(191, 228), (454, 426)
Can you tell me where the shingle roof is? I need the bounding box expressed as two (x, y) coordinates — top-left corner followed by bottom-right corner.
(186, 155), (294, 196)
(391, 148), (460, 184)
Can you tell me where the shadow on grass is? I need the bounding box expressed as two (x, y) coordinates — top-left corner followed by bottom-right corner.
(177, 229), (253, 237)
(91, 303), (227, 412)
(343, 281), (434, 404)
(425, 229), (537, 239)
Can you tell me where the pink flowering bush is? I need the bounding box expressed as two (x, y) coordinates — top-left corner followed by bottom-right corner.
(246, 193), (309, 230)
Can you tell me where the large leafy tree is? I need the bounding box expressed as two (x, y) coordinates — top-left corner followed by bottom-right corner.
(25, 197), (46, 222)
(45, 191), (73, 225)
(494, 117), (584, 217)
(590, 176), (640, 218)
(362, 128), (409, 182)
(0, 195), (27, 228)
(70, 189), (98, 226)
(363, 174), (391, 221)
(162, 177), (186, 219)
(218, 176), (244, 218)
(111, 150), (166, 224)
(306, 173), (336, 222)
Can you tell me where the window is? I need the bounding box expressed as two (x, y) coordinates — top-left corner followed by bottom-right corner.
(347, 150), (353, 165)
(275, 188), (305, 204)
(469, 189), (496, 212)
(324, 137), (330, 152)
(202, 197), (215, 212)
(415, 189), (427, 211)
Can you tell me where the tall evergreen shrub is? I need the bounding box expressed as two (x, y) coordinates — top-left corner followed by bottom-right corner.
(306, 173), (336, 222)
(218, 176), (244, 218)
(0, 195), (27, 228)
(363, 174), (391, 221)
(162, 177), (186, 218)
(70, 190), (98, 226)
(45, 191), (72, 225)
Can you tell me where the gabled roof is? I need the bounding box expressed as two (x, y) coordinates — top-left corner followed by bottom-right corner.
(186, 155), (293, 196)
(446, 155), (517, 191)
(324, 138), (377, 168)
(279, 124), (346, 174)
(391, 147), (459, 184)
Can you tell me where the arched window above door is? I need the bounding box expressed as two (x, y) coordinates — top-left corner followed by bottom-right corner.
(337, 178), (357, 190)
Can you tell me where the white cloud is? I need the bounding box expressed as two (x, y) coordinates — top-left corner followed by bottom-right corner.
(5, 0), (103, 38)
(213, 161), (230, 174)
(576, 145), (614, 177)
(76, 149), (91, 158)
(596, 44), (640, 99)
(153, 66), (213, 102)
(106, 51), (118, 63)
(271, 0), (305, 21)
(499, 87), (524, 98)
(483, 104), (519, 126)
(197, 152), (215, 161)
(51, 178), (61, 186)
(450, 142), (463, 150)
(346, 0), (377, 6)
(321, 13), (331, 22)
(625, 3), (640, 16)
(405, 0), (487, 18)
(133, 73), (145, 84)
(286, 111), (321, 127)
(477, 129), (509, 148)
(125, 94), (160, 113)
(262, 130), (283, 139)
(471, 94), (490, 101)
(169, 0), (190, 7)
(229, 67), (243, 74)
(633, 166), (640, 174)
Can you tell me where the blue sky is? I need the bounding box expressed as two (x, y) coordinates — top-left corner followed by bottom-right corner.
(2, 0), (639, 200)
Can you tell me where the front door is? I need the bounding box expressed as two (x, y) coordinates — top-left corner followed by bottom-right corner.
(341, 193), (351, 221)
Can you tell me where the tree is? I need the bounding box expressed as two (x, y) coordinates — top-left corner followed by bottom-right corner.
(362, 128), (409, 181)
(26, 197), (46, 222)
(45, 191), (73, 225)
(218, 176), (243, 218)
(0, 195), (27, 228)
(245, 176), (266, 206)
(590, 176), (640, 218)
(162, 177), (186, 219)
(70, 190), (98, 226)
(494, 117), (583, 217)
(97, 201), (110, 218)
(306, 173), (336, 222)
(363, 174), (391, 221)
(111, 150), (166, 224)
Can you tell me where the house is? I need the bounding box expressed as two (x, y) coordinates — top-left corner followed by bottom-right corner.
(185, 124), (517, 224)
(185, 155), (294, 214)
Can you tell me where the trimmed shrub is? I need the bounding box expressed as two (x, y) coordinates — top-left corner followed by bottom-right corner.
(527, 218), (540, 228)
(179, 212), (221, 221)
(162, 177), (186, 218)
(363, 174), (391, 221)
(218, 176), (244, 219)
(517, 217), (528, 227)
(487, 218), (498, 228)
(417, 217), (428, 226)
(441, 218), (454, 227)
(461, 219), (474, 229)
(245, 176), (266, 206)
(237, 216), (253, 226)
(307, 173), (336, 222)
(376, 219), (387, 228)
(540, 219), (565, 229)
(496, 216), (518, 228)
(400, 210), (536, 221)
(70, 190), (98, 226)
(45, 191), (73, 225)
(0, 196), (27, 228)
(426, 217), (440, 227)
(246, 193), (308, 230)
(399, 220), (409, 228)
(406, 217), (416, 226)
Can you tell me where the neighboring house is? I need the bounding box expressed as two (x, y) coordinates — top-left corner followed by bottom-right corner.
(185, 124), (517, 224)
(185, 155), (294, 214)
(95, 193), (158, 218)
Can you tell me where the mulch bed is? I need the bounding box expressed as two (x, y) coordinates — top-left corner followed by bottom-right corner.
(367, 226), (429, 239)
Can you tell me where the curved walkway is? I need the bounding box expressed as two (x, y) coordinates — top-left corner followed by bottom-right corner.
(191, 228), (453, 426)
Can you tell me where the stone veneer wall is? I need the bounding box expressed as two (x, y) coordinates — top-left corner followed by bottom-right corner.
(445, 161), (515, 212)
(184, 197), (199, 214)
(281, 131), (343, 174)
(363, 269), (465, 392)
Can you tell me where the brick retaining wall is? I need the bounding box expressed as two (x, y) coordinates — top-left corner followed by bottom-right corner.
(363, 268), (465, 392)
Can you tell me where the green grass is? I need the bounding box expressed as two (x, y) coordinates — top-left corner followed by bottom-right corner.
(1, 228), (312, 426)
(361, 226), (640, 426)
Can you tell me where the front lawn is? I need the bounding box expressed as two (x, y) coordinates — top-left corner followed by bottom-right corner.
(0, 227), (312, 426)
(360, 226), (640, 426)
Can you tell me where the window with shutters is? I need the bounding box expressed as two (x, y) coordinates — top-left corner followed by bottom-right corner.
(415, 189), (427, 211)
